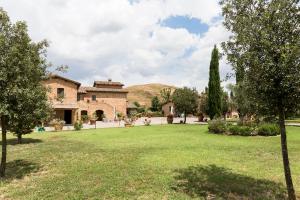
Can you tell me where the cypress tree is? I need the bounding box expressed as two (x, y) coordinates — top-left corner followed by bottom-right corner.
(208, 45), (222, 119)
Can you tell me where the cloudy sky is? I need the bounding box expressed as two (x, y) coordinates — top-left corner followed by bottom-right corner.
(1, 0), (233, 91)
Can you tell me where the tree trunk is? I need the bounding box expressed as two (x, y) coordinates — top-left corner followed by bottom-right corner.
(17, 133), (22, 144)
(0, 115), (7, 177)
(278, 106), (296, 200)
(184, 112), (187, 124)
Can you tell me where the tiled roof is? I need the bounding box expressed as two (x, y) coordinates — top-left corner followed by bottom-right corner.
(79, 86), (128, 93)
(78, 87), (87, 94)
(49, 74), (81, 87)
(93, 81), (124, 86)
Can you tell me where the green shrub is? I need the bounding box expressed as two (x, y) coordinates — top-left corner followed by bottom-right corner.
(81, 115), (89, 122)
(262, 116), (277, 123)
(257, 123), (280, 136)
(74, 121), (83, 131)
(237, 120), (256, 127)
(208, 120), (227, 134)
(228, 125), (252, 136)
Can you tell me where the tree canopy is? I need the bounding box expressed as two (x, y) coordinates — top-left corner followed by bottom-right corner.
(160, 88), (173, 104)
(221, 0), (300, 199)
(172, 87), (198, 123)
(221, 90), (229, 120)
(150, 96), (161, 112)
(0, 8), (50, 176)
(208, 45), (222, 120)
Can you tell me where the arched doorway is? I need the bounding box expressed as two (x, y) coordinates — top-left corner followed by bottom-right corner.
(96, 110), (104, 121)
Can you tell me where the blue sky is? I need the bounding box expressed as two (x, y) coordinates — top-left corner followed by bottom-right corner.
(161, 15), (209, 35)
(1, 0), (232, 91)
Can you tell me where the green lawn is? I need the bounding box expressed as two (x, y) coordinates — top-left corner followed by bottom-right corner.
(0, 125), (299, 199)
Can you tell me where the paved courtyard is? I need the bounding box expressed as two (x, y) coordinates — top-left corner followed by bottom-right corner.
(44, 117), (203, 131)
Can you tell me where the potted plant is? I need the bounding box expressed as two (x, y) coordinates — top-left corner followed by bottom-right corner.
(198, 113), (204, 122)
(49, 119), (65, 131)
(90, 112), (97, 125)
(167, 114), (174, 124)
(116, 112), (124, 126)
(124, 116), (136, 127)
(81, 115), (89, 124)
(143, 118), (151, 126)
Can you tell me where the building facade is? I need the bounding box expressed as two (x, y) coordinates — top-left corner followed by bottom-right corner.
(162, 102), (175, 117)
(43, 74), (128, 124)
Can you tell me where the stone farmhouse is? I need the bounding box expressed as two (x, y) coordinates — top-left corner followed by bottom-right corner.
(161, 101), (176, 117)
(43, 74), (128, 125)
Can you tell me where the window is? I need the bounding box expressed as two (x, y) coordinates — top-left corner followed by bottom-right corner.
(57, 88), (64, 98)
(77, 94), (81, 101)
(92, 95), (96, 101)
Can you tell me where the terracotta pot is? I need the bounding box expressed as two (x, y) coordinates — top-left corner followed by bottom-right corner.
(54, 124), (63, 131)
(125, 123), (133, 127)
(198, 114), (204, 122)
(167, 115), (174, 124)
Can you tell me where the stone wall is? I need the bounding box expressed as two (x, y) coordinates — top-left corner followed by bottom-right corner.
(162, 102), (175, 117)
(44, 78), (78, 105)
(43, 77), (128, 123)
(78, 92), (127, 120)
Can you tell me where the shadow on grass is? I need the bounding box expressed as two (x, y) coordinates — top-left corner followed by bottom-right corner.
(0, 160), (40, 182)
(0, 138), (42, 146)
(172, 165), (287, 200)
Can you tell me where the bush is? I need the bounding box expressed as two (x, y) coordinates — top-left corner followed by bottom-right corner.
(208, 120), (226, 134)
(237, 120), (256, 127)
(262, 116), (277, 123)
(81, 115), (89, 123)
(257, 123), (280, 136)
(228, 125), (253, 136)
(74, 121), (83, 131)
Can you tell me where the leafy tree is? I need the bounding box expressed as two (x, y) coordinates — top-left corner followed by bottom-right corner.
(160, 88), (173, 104)
(150, 96), (161, 112)
(0, 8), (50, 177)
(227, 83), (255, 123)
(172, 87), (198, 123)
(133, 101), (141, 108)
(133, 101), (145, 114)
(208, 45), (222, 119)
(221, 0), (300, 199)
(198, 87), (209, 120)
(8, 86), (51, 144)
(221, 91), (229, 120)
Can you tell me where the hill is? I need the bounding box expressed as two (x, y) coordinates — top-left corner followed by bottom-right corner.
(126, 83), (177, 107)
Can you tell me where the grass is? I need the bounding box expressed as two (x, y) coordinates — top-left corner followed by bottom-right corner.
(0, 125), (299, 199)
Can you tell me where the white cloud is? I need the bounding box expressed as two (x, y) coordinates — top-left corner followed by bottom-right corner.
(1, 0), (233, 91)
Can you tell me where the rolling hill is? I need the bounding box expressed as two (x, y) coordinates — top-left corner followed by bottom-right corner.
(125, 83), (177, 107)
